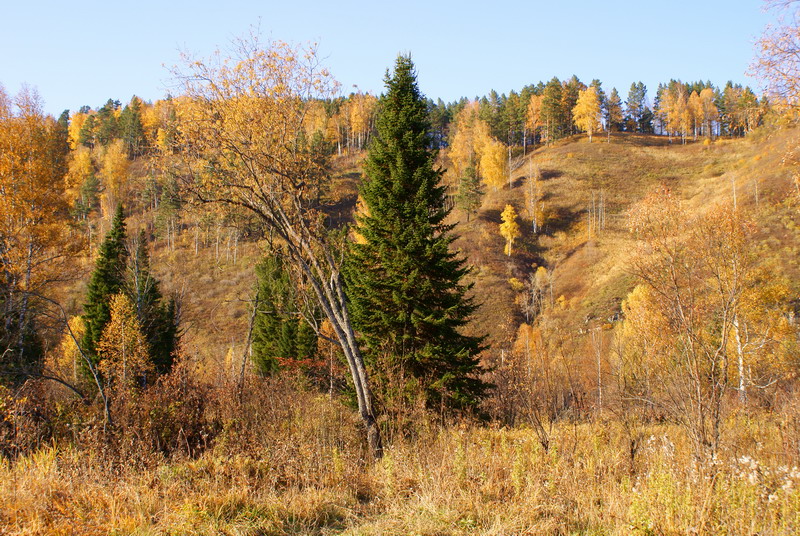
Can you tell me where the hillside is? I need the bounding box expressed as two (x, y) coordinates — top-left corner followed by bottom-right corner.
(120, 128), (799, 382)
(5, 127), (800, 535)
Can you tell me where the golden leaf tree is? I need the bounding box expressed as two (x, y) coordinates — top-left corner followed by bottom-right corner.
(97, 293), (152, 391)
(0, 85), (79, 382)
(480, 137), (508, 191)
(526, 94), (543, 150)
(171, 36), (383, 457)
(100, 139), (130, 212)
(624, 191), (785, 456)
(752, 1), (800, 110)
(699, 87), (719, 138)
(500, 204), (521, 256)
(572, 86), (601, 142)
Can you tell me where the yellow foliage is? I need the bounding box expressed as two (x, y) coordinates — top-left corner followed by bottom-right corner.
(572, 87), (601, 141)
(508, 277), (525, 292)
(97, 294), (152, 389)
(0, 86), (78, 300)
(500, 204), (520, 256)
(479, 138), (507, 191)
(51, 316), (86, 382)
(65, 146), (93, 203)
(100, 139), (130, 208)
(67, 111), (87, 150)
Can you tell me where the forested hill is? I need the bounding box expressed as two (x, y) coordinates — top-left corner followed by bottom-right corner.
(136, 126), (799, 393)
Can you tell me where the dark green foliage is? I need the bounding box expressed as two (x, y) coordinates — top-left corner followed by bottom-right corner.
(127, 230), (178, 374)
(78, 115), (96, 148)
(346, 55), (488, 413)
(119, 97), (146, 157)
(455, 166), (483, 221)
(605, 88), (624, 132)
(562, 75), (586, 135)
(51, 111), (71, 178)
(72, 173), (100, 221)
(541, 77), (564, 142)
(251, 255), (318, 376)
(96, 99), (121, 146)
(82, 208), (178, 375)
(155, 177), (182, 238)
(625, 82), (648, 132)
(82, 204), (128, 363)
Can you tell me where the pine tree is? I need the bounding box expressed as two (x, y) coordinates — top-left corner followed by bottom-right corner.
(251, 254), (318, 376)
(346, 55), (488, 412)
(605, 88), (624, 136)
(82, 203), (128, 364)
(119, 96), (146, 157)
(455, 165), (483, 221)
(127, 230), (178, 374)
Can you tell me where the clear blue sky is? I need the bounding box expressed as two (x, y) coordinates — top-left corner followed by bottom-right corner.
(0, 0), (777, 116)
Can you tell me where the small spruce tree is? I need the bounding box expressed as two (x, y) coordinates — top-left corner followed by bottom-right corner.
(127, 230), (178, 374)
(82, 204), (128, 365)
(251, 255), (318, 376)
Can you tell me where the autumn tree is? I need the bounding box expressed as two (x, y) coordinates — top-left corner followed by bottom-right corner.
(752, 1), (800, 109)
(346, 55), (488, 414)
(500, 204), (521, 256)
(479, 137), (508, 191)
(97, 293), (153, 391)
(573, 86), (602, 142)
(699, 87), (719, 138)
(624, 191), (780, 456)
(100, 139), (130, 211)
(525, 163), (545, 233)
(0, 86), (75, 384)
(172, 36), (383, 457)
(448, 101), (508, 192)
(526, 93), (543, 149)
(348, 92), (377, 151)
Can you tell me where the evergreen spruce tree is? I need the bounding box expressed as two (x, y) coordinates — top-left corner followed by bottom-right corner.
(119, 96), (146, 157)
(82, 204), (128, 364)
(127, 230), (178, 374)
(455, 165), (483, 222)
(251, 255), (318, 376)
(346, 56), (488, 413)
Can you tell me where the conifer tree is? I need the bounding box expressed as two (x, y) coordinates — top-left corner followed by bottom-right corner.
(251, 254), (318, 376)
(455, 165), (483, 221)
(82, 204), (128, 364)
(346, 55), (488, 412)
(127, 230), (178, 374)
(119, 96), (146, 157)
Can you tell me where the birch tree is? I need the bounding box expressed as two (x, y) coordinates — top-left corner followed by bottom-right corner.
(170, 36), (383, 458)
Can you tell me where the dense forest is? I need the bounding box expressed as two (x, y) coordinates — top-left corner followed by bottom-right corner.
(1, 14), (800, 535)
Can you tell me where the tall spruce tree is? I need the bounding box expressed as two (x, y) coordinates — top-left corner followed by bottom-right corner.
(82, 204), (128, 364)
(346, 56), (488, 413)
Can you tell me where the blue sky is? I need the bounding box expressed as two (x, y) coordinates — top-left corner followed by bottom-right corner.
(0, 0), (777, 115)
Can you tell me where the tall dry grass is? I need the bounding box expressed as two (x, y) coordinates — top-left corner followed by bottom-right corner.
(3, 372), (800, 535)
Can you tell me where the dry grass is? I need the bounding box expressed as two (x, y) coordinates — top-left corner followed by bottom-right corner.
(3, 405), (800, 535)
